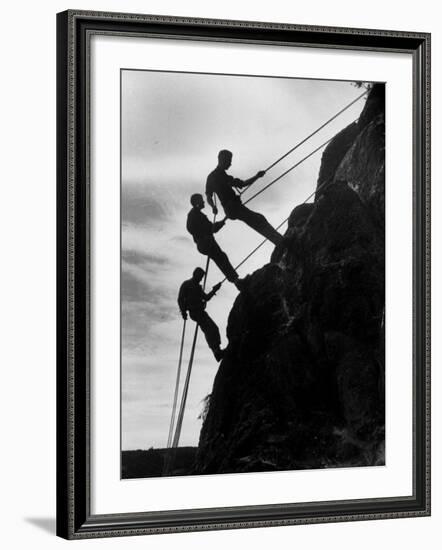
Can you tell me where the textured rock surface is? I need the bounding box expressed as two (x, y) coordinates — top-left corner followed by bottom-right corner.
(194, 84), (385, 475)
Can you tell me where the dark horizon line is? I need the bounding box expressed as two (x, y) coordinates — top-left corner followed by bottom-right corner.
(122, 446), (197, 452)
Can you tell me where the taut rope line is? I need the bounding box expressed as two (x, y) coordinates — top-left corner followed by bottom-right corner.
(238, 90), (367, 197)
(242, 135), (334, 206)
(262, 90), (367, 173)
(165, 319), (187, 450)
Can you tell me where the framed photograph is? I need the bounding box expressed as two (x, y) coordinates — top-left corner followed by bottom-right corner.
(56, 10), (430, 539)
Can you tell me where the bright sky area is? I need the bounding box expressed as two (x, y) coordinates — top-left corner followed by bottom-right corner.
(121, 69), (367, 450)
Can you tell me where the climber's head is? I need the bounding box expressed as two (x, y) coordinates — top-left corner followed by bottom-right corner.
(192, 267), (205, 283)
(190, 193), (204, 210)
(218, 149), (232, 170)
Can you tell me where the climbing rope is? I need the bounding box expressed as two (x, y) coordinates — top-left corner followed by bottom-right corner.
(162, 319), (188, 476)
(170, 324), (200, 449)
(264, 89), (367, 172)
(165, 319), (187, 450)
(242, 135), (334, 206)
(163, 313), (201, 473)
(238, 89), (367, 197)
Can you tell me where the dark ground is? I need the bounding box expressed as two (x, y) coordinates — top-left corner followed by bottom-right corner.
(121, 447), (197, 478)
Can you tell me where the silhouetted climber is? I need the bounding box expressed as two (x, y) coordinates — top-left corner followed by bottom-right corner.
(178, 268), (225, 362)
(187, 193), (243, 289)
(206, 149), (283, 245)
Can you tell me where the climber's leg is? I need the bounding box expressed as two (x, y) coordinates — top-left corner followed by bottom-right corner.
(227, 203), (283, 245)
(207, 240), (238, 282)
(189, 310), (222, 356)
(197, 238), (238, 282)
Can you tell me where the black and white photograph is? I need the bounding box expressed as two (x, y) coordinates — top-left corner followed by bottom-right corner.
(120, 70), (386, 479)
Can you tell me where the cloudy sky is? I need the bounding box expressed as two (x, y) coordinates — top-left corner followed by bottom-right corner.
(121, 69), (367, 450)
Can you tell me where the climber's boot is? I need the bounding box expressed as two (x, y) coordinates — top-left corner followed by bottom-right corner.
(234, 278), (246, 291)
(213, 348), (225, 362)
(234, 275), (253, 292)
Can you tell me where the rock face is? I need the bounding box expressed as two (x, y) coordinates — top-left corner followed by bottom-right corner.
(195, 84), (385, 475)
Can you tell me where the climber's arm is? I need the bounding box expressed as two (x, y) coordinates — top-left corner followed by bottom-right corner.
(204, 283), (222, 301)
(205, 177), (217, 214)
(228, 175), (247, 189)
(242, 170), (266, 187)
(177, 284), (187, 320)
(212, 220), (225, 233)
